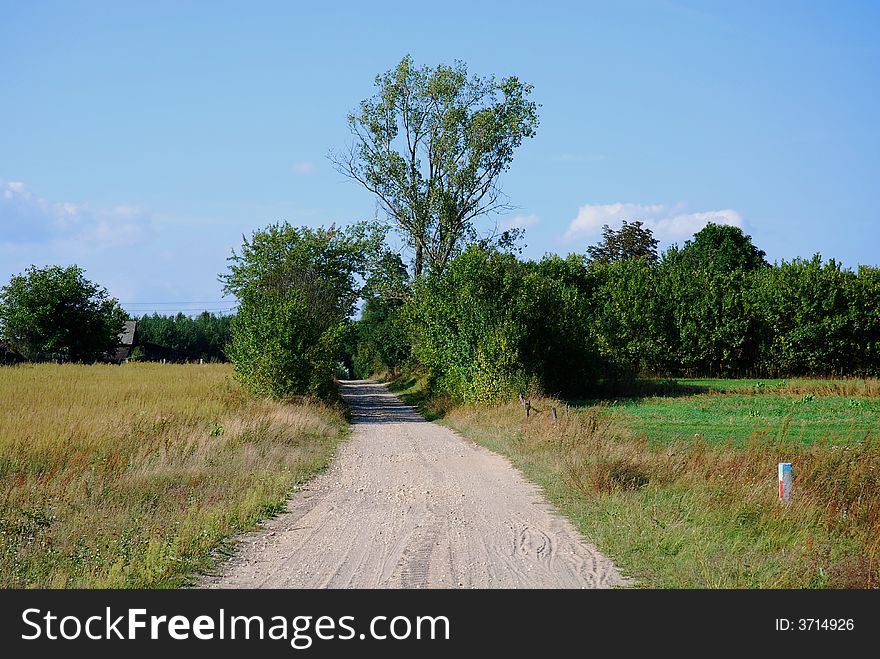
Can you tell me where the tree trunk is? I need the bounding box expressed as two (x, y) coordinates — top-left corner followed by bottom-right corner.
(414, 242), (424, 278)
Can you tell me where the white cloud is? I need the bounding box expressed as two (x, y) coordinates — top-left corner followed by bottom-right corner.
(564, 202), (743, 243)
(0, 180), (149, 249)
(292, 162), (317, 175)
(0, 180), (250, 306)
(499, 213), (541, 230)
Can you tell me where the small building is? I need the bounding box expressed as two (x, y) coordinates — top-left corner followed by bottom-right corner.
(115, 320), (138, 362)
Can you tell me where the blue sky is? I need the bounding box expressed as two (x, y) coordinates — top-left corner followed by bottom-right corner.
(2, 0), (878, 316)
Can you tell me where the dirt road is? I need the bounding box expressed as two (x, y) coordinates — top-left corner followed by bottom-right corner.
(200, 381), (626, 588)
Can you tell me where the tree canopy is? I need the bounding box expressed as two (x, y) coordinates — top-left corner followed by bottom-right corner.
(665, 222), (767, 272)
(332, 55), (539, 277)
(0, 265), (126, 362)
(220, 222), (384, 398)
(587, 220), (659, 265)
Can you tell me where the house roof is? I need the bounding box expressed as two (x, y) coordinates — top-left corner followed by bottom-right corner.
(119, 320), (137, 346)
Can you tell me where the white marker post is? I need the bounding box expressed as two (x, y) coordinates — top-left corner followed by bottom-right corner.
(778, 462), (792, 503)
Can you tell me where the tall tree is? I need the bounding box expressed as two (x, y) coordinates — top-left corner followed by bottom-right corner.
(332, 55), (539, 277)
(0, 265), (126, 361)
(587, 220), (659, 265)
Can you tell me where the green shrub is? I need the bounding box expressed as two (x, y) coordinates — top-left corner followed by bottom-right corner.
(221, 222), (379, 400)
(407, 247), (602, 402)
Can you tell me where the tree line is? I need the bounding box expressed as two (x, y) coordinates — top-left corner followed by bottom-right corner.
(135, 312), (232, 362)
(3, 56), (877, 400)
(360, 222), (880, 403)
(223, 214), (880, 405)
(0, 264), (232, 363)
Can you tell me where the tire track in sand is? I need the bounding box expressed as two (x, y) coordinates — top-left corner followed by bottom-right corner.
(199, 380), (628, 589)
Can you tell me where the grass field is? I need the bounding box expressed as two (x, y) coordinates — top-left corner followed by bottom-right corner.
(0, 363), (348, 588)
(598, 379), (880, 446)
(393, 375), (880, 588)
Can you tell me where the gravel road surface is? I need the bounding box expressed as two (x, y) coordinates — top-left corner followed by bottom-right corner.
(199, 380), (626, 588)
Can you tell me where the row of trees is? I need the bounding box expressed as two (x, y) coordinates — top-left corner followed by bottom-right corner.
(6, 221), (875, 402)
(256, 215), (877, 404)
(0, 264), (233, 363)
(136, 312), (232, 362)
(352, 223), (880, 402)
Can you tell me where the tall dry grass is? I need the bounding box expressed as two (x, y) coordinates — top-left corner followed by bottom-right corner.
(0, 363), (347, 588)
(726, 378), (880, 398)
(445, 398), (880, 588)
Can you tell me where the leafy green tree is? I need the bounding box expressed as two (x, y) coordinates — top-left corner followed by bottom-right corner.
(587, 220), (659, 265)
(361, 251), (411, 302)
(351, 251), (412, 378)
(332, 55), (539, 277)
(657, 262), (757, 376)
(352, 297), (411, 378)
(0, 265), (126, 361)
(589, 258), (669, 377)
(666, 222), (766, 272)
(847, 265), (880, 374)
(526, 255), (605, 394)
(229, 288), (343, 398)
(221, 222), (379, 398)
(748, 255), (858, 375)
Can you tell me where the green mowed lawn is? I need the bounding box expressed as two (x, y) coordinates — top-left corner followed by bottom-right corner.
(593, 379), (880, 445)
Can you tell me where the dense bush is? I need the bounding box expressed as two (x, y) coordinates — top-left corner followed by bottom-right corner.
(351, 296), (410, 378)
(221, 222), (378, 400)
(407, 247), (602, 403)
(587, 258), (669, 378)
(350, 251), (412, 378)
(657, 263), (758, 377)
(227, 288), (345, 399)
(526, 255), (605, 395)
(749, 256), (877, 376)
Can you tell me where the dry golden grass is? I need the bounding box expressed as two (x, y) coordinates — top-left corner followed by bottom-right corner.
(0, 363), (347, 588)
(702, 377), (880, 398)
(761, 378), (880, 398)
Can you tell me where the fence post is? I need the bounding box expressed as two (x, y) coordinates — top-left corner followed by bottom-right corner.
(551, 407), (557, 421)
(778, 462), (792, 503)
(519, 393), (531, 418)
